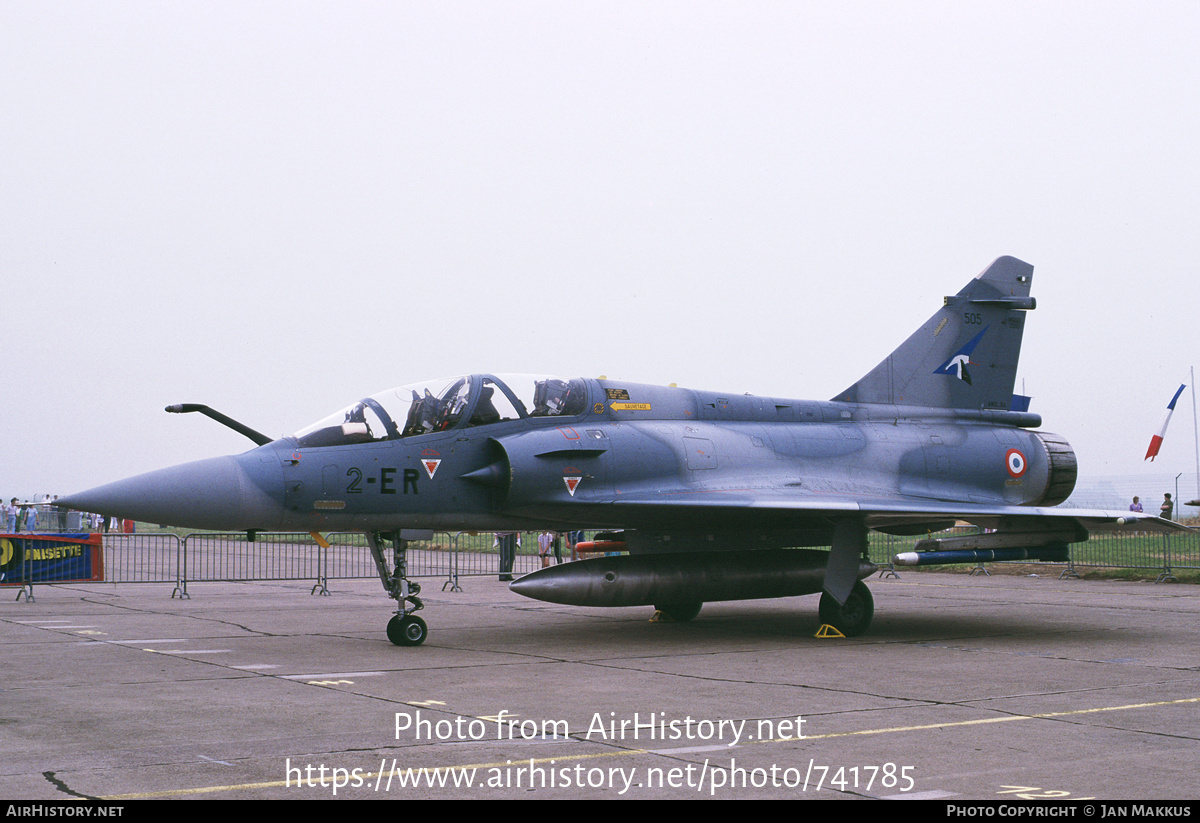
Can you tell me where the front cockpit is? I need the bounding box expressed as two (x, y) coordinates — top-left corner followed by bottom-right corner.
(292, 374), (589, 448)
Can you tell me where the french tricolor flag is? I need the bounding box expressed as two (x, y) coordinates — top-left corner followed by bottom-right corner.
(1145, 384), (1186, 461)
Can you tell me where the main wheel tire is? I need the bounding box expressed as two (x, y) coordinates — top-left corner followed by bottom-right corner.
(818, 581), (874, 637)
(387, 614), (428, 646)
(654, 602), (703, 622)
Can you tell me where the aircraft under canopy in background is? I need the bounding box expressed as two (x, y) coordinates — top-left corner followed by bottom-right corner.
(58, 256), (1187, 645)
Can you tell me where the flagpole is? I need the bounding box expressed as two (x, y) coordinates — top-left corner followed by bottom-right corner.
(1192, 365), (1199, 507)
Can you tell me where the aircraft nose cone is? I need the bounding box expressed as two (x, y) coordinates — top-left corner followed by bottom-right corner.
(58, 454), (283, 531)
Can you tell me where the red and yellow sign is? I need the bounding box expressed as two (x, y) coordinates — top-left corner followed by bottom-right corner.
(0, 533), (104, 584)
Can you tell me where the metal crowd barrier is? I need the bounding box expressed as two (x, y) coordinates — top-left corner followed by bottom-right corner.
(177, 531), (463, 598)
(866, 526), (1200, 579)
(3, 528), (1196, 600)
(3, 530), (576, 599)
(101, 533), (184, 587)
(450, 531), (583, 580)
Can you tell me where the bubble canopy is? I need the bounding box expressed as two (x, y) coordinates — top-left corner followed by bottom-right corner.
(292, 374), (589, 448)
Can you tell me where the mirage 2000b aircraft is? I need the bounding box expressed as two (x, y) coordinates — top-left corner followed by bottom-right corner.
(58, 257), (1185, 646)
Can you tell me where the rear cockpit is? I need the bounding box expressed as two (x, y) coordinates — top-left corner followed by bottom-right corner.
(293, 374), (588, 448)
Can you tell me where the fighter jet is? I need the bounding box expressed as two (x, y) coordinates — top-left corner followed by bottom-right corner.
(58, 256), (1185, 646)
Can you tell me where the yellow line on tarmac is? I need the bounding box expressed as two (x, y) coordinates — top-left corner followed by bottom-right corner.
(768, 696), (1200, 742)
(104, 696), (1200, 799)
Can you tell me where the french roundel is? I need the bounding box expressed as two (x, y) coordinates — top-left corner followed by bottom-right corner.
(1005, 448), (1028, 478)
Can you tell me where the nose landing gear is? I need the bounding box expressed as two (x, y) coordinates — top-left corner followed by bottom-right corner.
(368, 530), (428, 646)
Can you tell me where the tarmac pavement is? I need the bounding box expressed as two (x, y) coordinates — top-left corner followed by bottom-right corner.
(1, 568), (1197, 800)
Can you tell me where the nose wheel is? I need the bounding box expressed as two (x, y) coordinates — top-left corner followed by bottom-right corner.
(387, 614), (428, 646)
(368, 531), (428, 646)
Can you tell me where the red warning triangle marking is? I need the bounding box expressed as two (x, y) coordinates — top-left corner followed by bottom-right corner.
(563, 476), (582, 496)
(423, 459), (441, 479)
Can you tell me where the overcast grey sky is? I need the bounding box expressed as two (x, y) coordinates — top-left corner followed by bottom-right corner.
(2, 2), (1198, 503)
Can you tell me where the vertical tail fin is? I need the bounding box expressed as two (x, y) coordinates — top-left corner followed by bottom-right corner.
(833, 256), (1035, 411)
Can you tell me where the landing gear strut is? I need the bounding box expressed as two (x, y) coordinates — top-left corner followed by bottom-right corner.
(368, 531), (427, 646)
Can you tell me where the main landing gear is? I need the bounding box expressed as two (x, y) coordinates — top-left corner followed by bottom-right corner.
(649, 586), (874, 635)
(818, 580), (874, 637)
(653, 602), (703, 622)
(368, 531), (427, 646)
